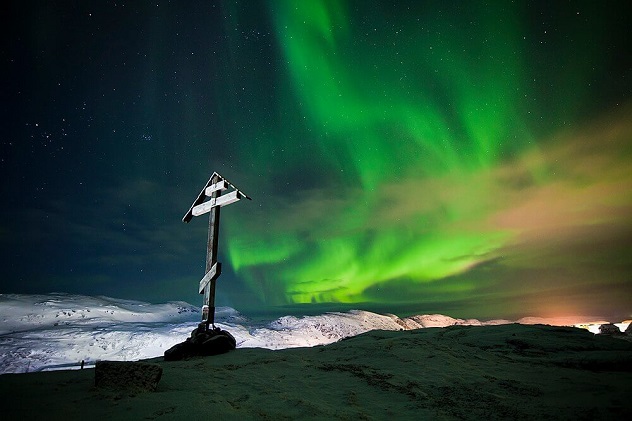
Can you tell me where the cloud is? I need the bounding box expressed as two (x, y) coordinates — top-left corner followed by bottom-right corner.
(225, 105), (632, 317)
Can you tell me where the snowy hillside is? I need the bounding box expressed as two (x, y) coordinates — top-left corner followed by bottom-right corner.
(0, 294), (203, 374)
(2, 324), (631, 420)
(0, 294), (410, 373)
(1, 293), (628, 374)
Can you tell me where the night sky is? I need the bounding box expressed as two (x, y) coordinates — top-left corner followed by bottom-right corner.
(2, 1), (631, 320)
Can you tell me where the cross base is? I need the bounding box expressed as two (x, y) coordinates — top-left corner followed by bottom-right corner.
(164, 326), (236, 361)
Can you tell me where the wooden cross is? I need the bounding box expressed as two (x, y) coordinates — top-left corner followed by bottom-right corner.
(182, 172), (251, 330)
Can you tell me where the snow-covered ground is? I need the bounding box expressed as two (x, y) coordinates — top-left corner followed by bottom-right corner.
(0, 293), (629, 374)
(2, 322), (631, 420)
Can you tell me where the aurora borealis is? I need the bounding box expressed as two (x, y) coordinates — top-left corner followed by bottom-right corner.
(2, 1), (631, 320)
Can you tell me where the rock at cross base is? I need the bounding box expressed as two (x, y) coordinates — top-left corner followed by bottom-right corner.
(164, 327), (236, 361)
(95, 361), (163, 392)
(599, 323), (622, 335)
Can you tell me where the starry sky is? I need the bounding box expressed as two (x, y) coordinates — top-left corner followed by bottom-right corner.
(2, 1), (631, 320)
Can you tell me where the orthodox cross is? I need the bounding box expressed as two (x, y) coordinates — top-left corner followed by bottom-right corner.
(182, 172), (251, 330)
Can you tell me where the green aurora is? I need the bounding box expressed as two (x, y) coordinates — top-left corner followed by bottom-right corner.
(207, 0), (632, 318)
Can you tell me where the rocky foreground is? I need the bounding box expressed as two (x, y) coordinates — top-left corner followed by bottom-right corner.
(1, 323), (631, 420)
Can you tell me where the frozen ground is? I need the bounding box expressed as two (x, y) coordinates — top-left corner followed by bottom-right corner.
(1, 323), (631, 420)
(1, 293), (629, 374)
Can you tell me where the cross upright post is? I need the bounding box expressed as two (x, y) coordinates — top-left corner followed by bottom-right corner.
(203, 173), (221, 329)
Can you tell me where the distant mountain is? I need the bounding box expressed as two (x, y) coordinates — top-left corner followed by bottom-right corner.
(397, 313), (513, 329)
(0, 293), (627, 374)
(0, 293), (201, 335)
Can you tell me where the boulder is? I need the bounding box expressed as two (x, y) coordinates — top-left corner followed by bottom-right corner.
(95, 361), (162, 392)
(200, 330), (236, 356)
(599, 323), (621, 335)
(164, 326), (236, 361)
(163, 339), (197, 361)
